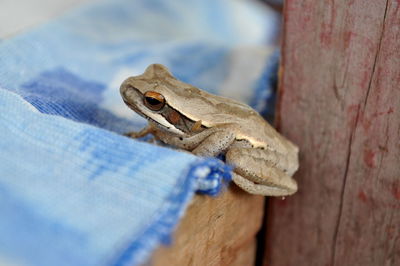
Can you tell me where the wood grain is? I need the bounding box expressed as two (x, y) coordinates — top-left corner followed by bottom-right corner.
(265, 0), (400, 266)
(152, 185), (264, 266)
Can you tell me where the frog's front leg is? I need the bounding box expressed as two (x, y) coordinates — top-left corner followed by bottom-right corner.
(124, 123), (155, 138)
(226, 147), (298, 196)
(153, 124), (237, 155)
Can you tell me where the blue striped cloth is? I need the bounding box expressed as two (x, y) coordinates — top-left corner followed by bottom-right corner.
(0, 0), (279, 265)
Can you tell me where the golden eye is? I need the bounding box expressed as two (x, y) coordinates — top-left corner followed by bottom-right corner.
(144, 91), (165, 111)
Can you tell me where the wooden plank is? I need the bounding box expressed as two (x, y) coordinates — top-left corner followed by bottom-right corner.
(152, 186), (264, 266)
(265, 0), (400, 265)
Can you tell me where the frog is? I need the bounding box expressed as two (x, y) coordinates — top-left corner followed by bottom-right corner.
(120, 64), (299, 196)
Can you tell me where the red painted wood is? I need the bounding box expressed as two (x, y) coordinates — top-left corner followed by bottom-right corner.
(265, 1), (400, 265)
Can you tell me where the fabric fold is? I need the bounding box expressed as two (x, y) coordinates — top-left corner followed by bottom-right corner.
(0, 0), (278, 265)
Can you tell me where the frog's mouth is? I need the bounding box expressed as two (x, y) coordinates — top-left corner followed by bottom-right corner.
(121, 88), (157, 122)
(122, 93), (187, 136)
(123, 99), (143, 116)
(122, 99), (149, 120)
(123, 99), (172, 130)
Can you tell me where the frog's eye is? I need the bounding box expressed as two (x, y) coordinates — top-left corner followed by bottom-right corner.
(144, 91), (165, 111)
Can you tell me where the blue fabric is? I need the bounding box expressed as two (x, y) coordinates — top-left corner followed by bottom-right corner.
(0, 0), (279, 265)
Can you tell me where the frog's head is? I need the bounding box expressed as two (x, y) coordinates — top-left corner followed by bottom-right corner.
(120, 64), (204, 136)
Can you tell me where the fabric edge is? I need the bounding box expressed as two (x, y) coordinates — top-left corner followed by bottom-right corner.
(111, 158), (231, 266)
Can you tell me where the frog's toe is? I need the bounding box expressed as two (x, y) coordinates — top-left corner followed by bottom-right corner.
(227, 147), (298, 177)
(226, 147), (298, 196)
(124, 131), (138, 138)
(232, 166), (298, 196)
(231, 173), (297, 196)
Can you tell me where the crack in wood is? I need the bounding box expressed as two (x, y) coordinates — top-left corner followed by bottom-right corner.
(376, 115), (391, 181)
(333, 10), (351, 105)
(386, 211), (397, 264)
(363, 0), (389, 110)
(331, 104), (360, 266)
(330, 1), (390, 265)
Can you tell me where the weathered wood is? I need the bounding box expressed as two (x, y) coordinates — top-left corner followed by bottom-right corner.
(265, 1), (400, 266)
(152, 185), (264, 266)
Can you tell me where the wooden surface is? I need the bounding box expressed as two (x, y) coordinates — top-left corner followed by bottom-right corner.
(152, 185), (264, 266)
(265, 1), (400, 266)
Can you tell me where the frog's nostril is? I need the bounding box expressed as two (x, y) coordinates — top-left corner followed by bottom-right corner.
(121, 86), (132, 95)
(120, 89), (127, 98)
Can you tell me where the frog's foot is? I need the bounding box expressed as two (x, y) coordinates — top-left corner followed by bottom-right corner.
(226, 148), (298, 196)
(124, 123), (155, 139)
(231, 173), (296, 196)
(124, 131), (141, 138)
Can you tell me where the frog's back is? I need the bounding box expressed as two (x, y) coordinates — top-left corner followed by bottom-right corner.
(189, 90), (296, 153)
(163, 76), (296, 153)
